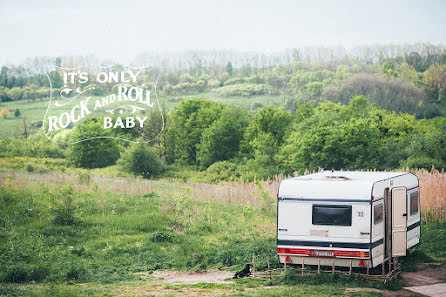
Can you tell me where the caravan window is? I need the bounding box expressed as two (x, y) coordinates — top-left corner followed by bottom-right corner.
(410, 191), (419, 215)
(312, 205), (352, 226)
(374, 204), (383, 224)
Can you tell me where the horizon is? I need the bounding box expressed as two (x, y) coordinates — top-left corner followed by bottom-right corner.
(1, 0), (445, 65)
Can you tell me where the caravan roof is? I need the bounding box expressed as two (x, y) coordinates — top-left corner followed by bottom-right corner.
(278, 171), (410, 201)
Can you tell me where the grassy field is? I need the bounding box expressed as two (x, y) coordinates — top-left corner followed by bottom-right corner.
(0, 91), (284, 138)
(0, 159), (445, 296)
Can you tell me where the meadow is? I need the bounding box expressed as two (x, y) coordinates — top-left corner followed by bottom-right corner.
(0, 158), (445, 296)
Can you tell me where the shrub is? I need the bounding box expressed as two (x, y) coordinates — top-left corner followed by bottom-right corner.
(24, 163), (34, 172)
(67, 118), (120, 168)
(117, 142), (164, 178)
(50, 186), (78, 226)
(77, 170), (91, 184)
(206, 161), (239, 182)
(402, 156), (446, 170)
(0, 108), (9, 118)
(1, 264), (49, 283)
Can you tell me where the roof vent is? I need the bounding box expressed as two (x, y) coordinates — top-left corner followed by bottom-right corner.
(325, 176), (350, 180)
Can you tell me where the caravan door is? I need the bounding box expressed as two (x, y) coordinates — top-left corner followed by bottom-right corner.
(391, 187), (407, 257)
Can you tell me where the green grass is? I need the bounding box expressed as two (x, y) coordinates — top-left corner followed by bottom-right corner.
(0, 163), (445, 296)
(0, 178), (277, 284)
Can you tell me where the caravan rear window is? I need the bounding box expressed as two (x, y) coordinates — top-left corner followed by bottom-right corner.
(312, 205), (352, 226)
(374, 204), (383, 224)
(410, 191), (419, 215)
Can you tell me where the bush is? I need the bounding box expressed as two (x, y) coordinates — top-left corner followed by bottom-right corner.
(67, 118), (120, 168)
(206, 161), (240, 182)
(402, 156), (446, 170)
(50, 186), (78, 226)
(117, 142), (164, 178)
(1, 264), (50, 283)
(24, 163), (34, 172)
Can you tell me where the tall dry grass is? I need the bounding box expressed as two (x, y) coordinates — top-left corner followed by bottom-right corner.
(1, 167), (445, 220)
(410, 167), (446, 222)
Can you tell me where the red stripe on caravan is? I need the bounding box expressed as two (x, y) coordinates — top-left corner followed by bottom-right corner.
(277, 248), (369, 258)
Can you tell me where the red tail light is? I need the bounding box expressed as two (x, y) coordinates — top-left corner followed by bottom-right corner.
(277, 248), (369, 258)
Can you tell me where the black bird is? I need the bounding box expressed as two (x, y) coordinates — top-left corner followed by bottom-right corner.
(233, 264), (251, 278)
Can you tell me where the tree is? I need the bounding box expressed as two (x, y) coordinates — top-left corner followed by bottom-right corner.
(0, 109), (9, 119)
(278, 99), (382, 174)
(243, 106), (292, 155)
(117, 142), (164, 178)
(67, 118), (120, 168)
(169, 99), (223, 164)
(226, 61), (233, 76)
(397, 63), (419, 84)
(348, 95), (369, 117)
(423, 64), (446, 89)
(6, 87), (24, 101)
(382, 61), (397, 78)
(404, 129), (446, 169)
(0, 66), (8, 87)
(197, 107), (247, 168)
(14, 109), (21, 118)
(245, 132), (281, 179)
(405, 52), (425, 72)
(46, 70), (63, 88)
(324, 73), (425, 114)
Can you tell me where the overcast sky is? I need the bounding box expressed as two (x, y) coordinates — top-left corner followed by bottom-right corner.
(0, 0), (445, 63)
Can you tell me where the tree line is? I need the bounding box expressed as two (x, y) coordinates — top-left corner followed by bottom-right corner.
(2, 96), (445, 180)
(1, 46), (445, 118)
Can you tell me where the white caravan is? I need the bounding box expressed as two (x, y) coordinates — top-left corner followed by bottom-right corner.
(277, 171), (420, 268)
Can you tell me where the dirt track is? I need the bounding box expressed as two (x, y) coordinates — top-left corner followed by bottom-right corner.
(349, 263), (446, 297)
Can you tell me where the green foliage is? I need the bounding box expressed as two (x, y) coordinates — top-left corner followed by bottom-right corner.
(77, 170), (92, 184)
(402, 156), (445, 170)
(205, 161), (240, 182)
(382, 61), (397, 78)
(168, 99), (224, 165)
(117, 142), (164, 178)
(25, 163), (34, 172)
(403, 129), (446, 169)
(279, 99), (382, 173)
(14, 109), (21, 118)
(325, 73), (425, 115)
(67, 118), (120, 168)
(197, 106), (248, 168)
(0, 133), (65, 159)
(215, 83), (276, 96)
(49, 185), (78, 226)
(226, 61), (233, 76)
(244, 106), (292, 149)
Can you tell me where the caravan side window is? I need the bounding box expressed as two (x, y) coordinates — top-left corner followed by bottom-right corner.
(374, 204), (383, 224)
(410, 191), (419, 215)
(312, 205), (352, 226)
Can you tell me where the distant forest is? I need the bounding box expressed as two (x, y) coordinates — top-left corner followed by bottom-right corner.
(1, 43), (446, 118)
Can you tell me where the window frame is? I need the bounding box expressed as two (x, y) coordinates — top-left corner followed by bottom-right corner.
(312, 204), (352, 227)
(374, 203), (384, 224)
(410, 191), (419, 216)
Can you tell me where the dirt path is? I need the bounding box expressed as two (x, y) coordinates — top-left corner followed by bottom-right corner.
(151, 270), (235, 284)
(403, 264), (446, 296)
(348, 263), (446, 297)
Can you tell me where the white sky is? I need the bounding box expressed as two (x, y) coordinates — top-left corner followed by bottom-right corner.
(0, 0), (445, 63)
